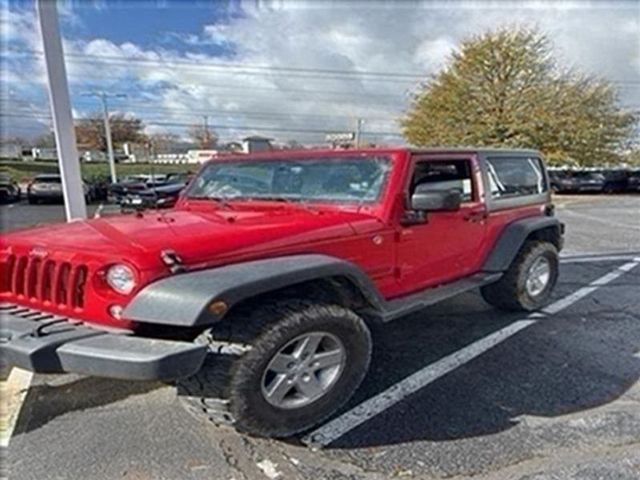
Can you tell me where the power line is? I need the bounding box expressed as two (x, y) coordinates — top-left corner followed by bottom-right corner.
(0, 59), (413, 99)
(4, 48), (428, 79)
(3, 53), (420, 84)
(0, 97), (403, 123)
(20, 49), (640, 86)
(3, 107), (401, 131)
(5, 49), (640, 87)
(69, 76), (408, 99)
(0, 97), (398, 123)
(0, 113), (405, 137)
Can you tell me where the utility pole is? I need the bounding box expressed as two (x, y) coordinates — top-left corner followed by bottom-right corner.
(36, 0), (87, 220)
(203, 115), (210, 148)
(355, 118), (365, 148)
(82, 91), (126, 183)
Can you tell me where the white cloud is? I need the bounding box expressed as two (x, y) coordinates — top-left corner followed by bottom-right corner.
(413, 38), (457, 71)
(2, 0), (639, 143)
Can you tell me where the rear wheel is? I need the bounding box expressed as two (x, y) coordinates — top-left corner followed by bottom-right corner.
(481, 240), (559, 311)
(177, 299), (372, 438)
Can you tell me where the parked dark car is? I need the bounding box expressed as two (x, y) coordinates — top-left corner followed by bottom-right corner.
(600, 169), (629, 193)
(549, 170), (574, 193)
(108, 177), (149, 204)
(628, 170), (640, 192)
(108, 174), (171, 204)
(549, 170), (605, 194)
(27, 174), (91, 204)
(86, 177), (110, 202)
(121, 174), (192, 210)
(0, 172), (21, 203)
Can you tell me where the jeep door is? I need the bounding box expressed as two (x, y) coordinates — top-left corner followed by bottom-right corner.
(395, 154), (488, 292)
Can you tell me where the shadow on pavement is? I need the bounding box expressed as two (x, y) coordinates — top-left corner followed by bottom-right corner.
(319, 262), (640, 449)
(14, 376), (162, 435)
(11, 262), (639, 452)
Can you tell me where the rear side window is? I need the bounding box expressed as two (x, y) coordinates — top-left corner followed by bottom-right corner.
(485, 157), (547, 198)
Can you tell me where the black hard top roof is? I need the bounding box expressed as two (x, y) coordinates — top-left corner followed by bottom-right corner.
(408, 147), (541, 156)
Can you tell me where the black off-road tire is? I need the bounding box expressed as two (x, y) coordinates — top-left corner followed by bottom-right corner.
(177, 299), (372, 438)
(481, 240), (559, 312)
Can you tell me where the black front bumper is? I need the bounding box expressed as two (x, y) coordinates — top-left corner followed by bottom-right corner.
(0, 304), (207, 381)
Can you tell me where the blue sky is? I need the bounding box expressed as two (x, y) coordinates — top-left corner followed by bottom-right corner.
(1, 0), (639, 145)
(61, 0), (240, 55)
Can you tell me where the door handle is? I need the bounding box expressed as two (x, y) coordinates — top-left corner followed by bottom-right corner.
(464, 211), (488, 222)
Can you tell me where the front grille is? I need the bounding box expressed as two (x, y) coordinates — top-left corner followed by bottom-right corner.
(1, 255), (88, 310)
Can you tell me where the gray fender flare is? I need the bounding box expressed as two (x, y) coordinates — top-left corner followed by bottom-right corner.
(123, 254), (385, 327)
(482, 216), (563, 272)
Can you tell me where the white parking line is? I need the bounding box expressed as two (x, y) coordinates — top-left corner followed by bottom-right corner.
(302, 259), (640, 448)
(0, 257), (636, 449)
(560, 254), (639, 264)
(0, 368), (34, 448)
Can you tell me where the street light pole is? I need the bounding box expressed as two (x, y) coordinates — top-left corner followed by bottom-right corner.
(36, 0), (87, 221)
(101, 94), (117, 183)
(355, 118), (365, 148)
(203, 115), (210, 148)
(82, 91), (125, 183)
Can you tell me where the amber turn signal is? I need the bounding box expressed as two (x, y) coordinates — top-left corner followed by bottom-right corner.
(208, 300), (229, 317)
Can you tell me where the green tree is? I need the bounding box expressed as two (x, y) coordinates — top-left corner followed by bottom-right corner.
(623, 147), (640, 166)
(402, 28), (636, 166)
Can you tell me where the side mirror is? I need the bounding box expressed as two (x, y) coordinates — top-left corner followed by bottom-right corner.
(411, 184), (462, 211)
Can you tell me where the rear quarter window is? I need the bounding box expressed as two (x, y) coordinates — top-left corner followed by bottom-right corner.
(485, 156), (547, 199)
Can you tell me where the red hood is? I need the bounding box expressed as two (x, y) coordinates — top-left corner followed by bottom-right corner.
(3, 205), (374, 271)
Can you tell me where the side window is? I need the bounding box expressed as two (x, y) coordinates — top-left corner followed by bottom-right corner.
(410, 159), (473, 202)
(485, 157), (547, 199)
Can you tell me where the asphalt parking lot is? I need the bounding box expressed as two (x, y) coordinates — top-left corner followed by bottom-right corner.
(1, 195), (639, 480)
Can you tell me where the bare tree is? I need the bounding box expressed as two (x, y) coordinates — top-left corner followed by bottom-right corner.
(188, 122), (218, 149)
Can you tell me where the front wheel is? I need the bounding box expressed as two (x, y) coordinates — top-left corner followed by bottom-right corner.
(481, 240), (559, 311)
(177, 300), (372, 438)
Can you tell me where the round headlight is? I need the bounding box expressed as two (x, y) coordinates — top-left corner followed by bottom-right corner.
(106, 264), (137, 294)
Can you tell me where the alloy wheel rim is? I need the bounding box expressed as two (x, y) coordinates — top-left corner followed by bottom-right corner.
(261, 331), (346, 409)
(525, 256), (551, 297)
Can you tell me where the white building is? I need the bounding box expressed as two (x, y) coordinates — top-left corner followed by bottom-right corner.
(186, 149), (220, 163)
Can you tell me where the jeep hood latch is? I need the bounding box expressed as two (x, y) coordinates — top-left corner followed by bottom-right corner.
(161, 250), (185, 274)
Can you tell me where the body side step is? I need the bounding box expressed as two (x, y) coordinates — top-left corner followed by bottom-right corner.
(379, 272), (502, 322)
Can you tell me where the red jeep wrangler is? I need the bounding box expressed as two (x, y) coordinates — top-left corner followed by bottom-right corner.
(0, 148), (563, 438)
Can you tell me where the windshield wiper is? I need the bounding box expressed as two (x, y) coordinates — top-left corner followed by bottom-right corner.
(246, 195), (318, 213)
(247, 195), (291, 203)
(188, 196), (233, 210)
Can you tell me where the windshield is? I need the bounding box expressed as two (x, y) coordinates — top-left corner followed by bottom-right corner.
(187, 156), (392, 204)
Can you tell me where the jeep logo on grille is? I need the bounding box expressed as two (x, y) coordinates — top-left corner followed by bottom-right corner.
(29, 247), (48, 259)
